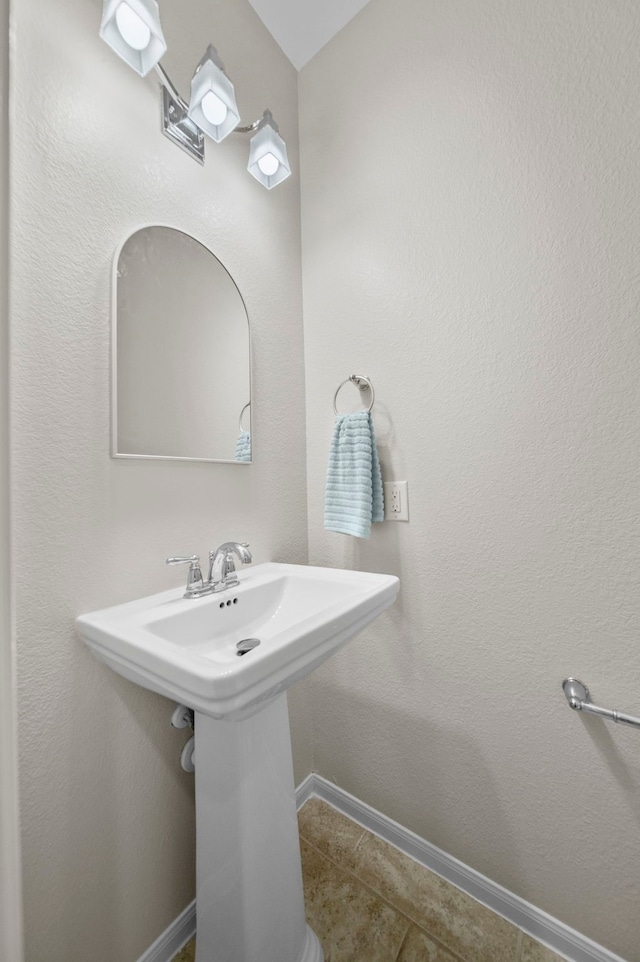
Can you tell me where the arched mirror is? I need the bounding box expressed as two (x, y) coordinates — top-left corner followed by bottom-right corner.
(113, 226), (251, 462)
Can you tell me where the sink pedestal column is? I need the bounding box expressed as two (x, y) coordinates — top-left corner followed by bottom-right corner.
(193, 695), (323, 962)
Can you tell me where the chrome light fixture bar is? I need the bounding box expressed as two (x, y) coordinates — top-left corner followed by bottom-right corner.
(99, 0), (291, 187)
(156, 62), (205, 164)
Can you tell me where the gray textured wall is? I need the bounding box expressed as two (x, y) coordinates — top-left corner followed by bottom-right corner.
(11, 1), (308, 959)
(300, 1), (640, 957)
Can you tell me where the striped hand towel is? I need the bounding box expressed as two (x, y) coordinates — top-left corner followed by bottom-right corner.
(235, 431), (251, 462)
(324, 411), (384, 538)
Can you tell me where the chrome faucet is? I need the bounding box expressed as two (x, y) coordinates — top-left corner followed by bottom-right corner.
(167, 543), (252, 599)
(209, 542), (252, 590)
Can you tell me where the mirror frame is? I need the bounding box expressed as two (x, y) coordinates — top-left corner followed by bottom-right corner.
(111, 223), (252, 463)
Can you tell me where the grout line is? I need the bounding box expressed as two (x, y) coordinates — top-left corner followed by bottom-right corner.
(301, 835), (402, 912)
(302, 779), (602, 962)
(301, 834), (416, 928)
(300, 802), (519, 962)
(391, 920), (412, 962)
(300, 835), (468, 961)
(351, 828), (368, 855)
(301, 829), (444, 942)
(297, 795), (367, 856)
(391, 920), (472, 962)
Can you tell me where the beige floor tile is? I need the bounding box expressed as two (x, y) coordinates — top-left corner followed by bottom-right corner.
(301, 838), (410, 962)
(298, 798), (367, 863)
(521, 934), (567, 962)
(396, 925), (462, 962)
(349, 832), (520, 962)
(171, 938), (195, 962)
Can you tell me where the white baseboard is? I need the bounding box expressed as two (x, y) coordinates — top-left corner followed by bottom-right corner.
(136, 900), (196, 962)
(295, 774), (628, 962)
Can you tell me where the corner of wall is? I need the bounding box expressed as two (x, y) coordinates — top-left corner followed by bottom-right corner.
(0, 0), (24, 958)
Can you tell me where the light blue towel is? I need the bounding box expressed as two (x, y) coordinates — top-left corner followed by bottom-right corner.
(324, 412), (384, 538)
(235, 431), (251, 462)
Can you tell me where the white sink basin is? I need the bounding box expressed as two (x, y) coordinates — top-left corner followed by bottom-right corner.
(77, 562), (399, 718)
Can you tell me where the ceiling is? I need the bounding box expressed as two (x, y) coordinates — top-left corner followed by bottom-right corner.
(247, 0), (372, 70)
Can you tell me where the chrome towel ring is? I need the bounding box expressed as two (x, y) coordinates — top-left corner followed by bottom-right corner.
(333, 374), (375, 416)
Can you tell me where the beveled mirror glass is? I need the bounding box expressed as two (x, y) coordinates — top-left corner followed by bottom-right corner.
(113, 225), (251, 462)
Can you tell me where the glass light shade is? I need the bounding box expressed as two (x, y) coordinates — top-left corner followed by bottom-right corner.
(188, 46), (240, 143)
(257, 152), (279, 177)
(248, 113), (291, 189)
(201, 91), (228, 127)
(100, 0), (166, 76)
(115, 3), (151, 50)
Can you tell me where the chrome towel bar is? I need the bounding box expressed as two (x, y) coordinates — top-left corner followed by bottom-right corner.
(562, 678), (640, 731)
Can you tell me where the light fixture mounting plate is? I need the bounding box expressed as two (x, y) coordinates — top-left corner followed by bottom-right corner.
(161, 87), (205, 165)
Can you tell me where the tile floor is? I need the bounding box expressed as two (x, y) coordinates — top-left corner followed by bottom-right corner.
(172, 797), (565, 962)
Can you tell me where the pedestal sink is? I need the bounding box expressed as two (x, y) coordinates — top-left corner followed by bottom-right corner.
(77, 562), (399, 962)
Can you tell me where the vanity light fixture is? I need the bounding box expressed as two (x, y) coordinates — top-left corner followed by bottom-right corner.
(99, 0), (166, 77)
(247, 111), (291, 189)
(187, 45), (241, 144)
(99, 0), (291, 188)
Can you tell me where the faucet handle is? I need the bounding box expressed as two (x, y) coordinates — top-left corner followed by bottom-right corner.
(166, 555), (204, 597)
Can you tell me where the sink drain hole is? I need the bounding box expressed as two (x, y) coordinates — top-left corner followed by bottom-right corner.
(236, 638), (260, 656)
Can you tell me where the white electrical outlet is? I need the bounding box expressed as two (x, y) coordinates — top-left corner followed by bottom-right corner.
(383, 481), (409, 521)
